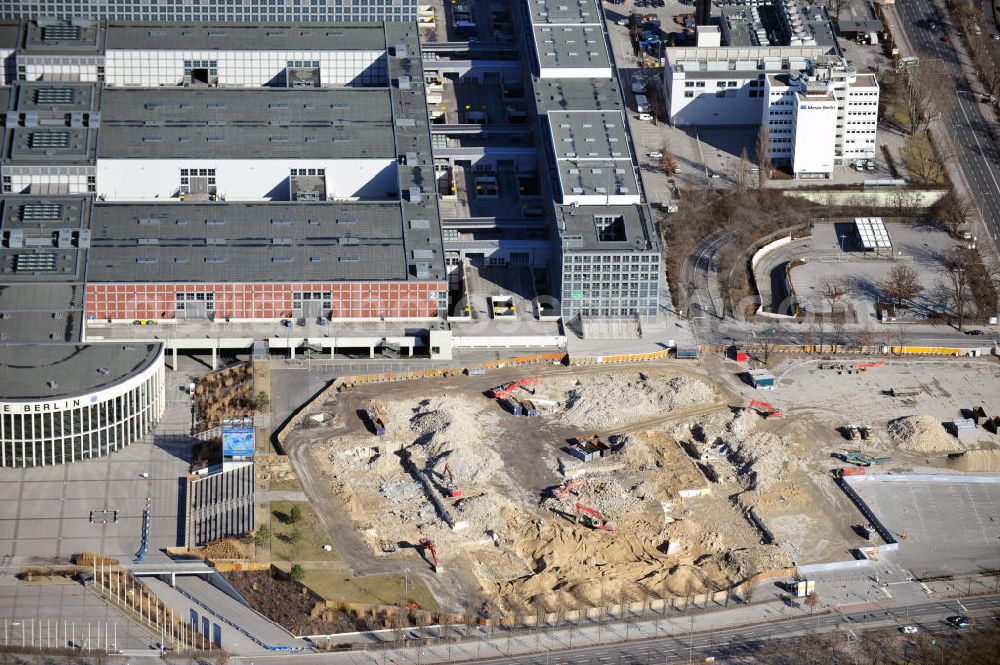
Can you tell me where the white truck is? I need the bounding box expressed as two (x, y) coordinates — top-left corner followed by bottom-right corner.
(635, 94), (651, 114)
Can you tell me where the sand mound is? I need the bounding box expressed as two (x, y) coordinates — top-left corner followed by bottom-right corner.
(539, 373), (716, 430)
(888, 415), (959, 453)
(947, 449), (1000, 472)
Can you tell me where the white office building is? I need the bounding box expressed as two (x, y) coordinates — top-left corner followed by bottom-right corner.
(663, 48), (878, 178)
(764, 56), (879, 177)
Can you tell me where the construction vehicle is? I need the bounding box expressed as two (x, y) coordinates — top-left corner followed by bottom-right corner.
(441, 462), (462, 498)
(747, 400), (782, 418)
(842, 451), (892, 467)
(552, 478), (585, 499)
(365, 404), (386, 436)
(508, 398), (523, 416)
(853, 361), (885, 370)
(574, 502), (617, 532)
(848, 425), (861, 441)
(491, 377), (540, 399)
(835, 467), (865, 477)
(520, 399), (538, 417)
(418, 536), (440, 573)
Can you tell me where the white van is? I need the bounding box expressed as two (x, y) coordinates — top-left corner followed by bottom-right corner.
(638, 113), (653, 121)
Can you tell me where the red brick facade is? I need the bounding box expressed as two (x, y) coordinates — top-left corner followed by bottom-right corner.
(85, 281), (448, 321)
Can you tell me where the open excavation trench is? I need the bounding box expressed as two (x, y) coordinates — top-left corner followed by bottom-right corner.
(302, 369), (793, 612)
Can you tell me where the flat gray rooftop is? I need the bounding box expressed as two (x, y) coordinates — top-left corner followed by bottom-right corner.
(0, 197), (90, 344)
(526, 0), (601, 25)
(0, 284), (86, 344)
(105, 21), (388, 51)
(557, 204), (658, 252)
(6, 127), (98, 164)
(547, 110), (631, 160)
(20, 19), (104, 54)
(534, 77), (625, 114)
(97, 87), (395, 159)
(556, 160), (639, 200)
(534, 24), (610, 71)
(13, 82), (99, 113)
(86, 202), (426, 283)
(0, 342), (160, 400)
(0, 22), (19, 50)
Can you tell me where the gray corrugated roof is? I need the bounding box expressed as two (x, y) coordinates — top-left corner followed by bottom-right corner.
(105, 22), (388, 51)
(0, 343), (161, 400)
(97, 87), (395, 159)
(86, 202), (422, 283)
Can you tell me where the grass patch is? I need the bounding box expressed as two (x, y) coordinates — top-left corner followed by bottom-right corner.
(268, 500), (340, 563)
(901, 132), (948, 185)
(300, 570), (440, 611)
(269, 474), (303, 492)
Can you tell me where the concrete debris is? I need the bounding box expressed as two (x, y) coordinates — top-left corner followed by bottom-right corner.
(537, 373), (717, 430)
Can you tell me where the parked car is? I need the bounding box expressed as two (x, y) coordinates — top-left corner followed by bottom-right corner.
(901, 625), (918, 634)
(942, 35), (951, 43)
(648, 150), (663, 158)
(964, 329), (984, 336)
(927, 20), (937, 29)
(616, 18), (629, 25)
(866, 160), (875, 171)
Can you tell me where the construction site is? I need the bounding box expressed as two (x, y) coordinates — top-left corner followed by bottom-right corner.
(277, 352), (1000, 616)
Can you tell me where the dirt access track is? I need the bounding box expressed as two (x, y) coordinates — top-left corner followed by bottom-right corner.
(283, 362), (802, 614)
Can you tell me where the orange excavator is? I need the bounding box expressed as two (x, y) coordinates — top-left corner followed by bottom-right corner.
(747, 400), (783, 418)
(442, 463), (462, 498)
(574, 502), (617, 532)
(491, 377), (540, 399)
(552, 478), (585, 499)
(418, 536), (440, 573)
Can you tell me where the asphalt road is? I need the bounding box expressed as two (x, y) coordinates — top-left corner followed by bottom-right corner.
(218, 593), (1000, 665)
(892, 0), (1000, 246)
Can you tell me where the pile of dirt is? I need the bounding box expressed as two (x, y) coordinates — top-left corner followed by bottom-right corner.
(947, 449), (1000, 472)
(725, 431), (795, 491)
(539, 373), (717, 430)
(888, 415), (960, 453)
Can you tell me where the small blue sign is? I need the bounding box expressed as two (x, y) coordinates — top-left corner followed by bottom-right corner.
(222, 427), (255, 456)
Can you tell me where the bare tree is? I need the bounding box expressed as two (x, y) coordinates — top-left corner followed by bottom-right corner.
(940, 249), (972, 330)
(879, 263), (924, 306)
(755, 123), (772, 189)
(735, 147), (750, 193)
(822, 280), (848, 314)
(931, 190), (978, 235)
(658, 144), (678, 175)
(899, 66), (956, 134)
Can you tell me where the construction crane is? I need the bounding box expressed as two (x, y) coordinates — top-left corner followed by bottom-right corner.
(574, 502), (617, 532)
(747, 400), (782, 418)
(418, 537), (440, 573)
(442, 463), (462, 498)
(490, 377), (540, 399)
(552, 478), (585, 499)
